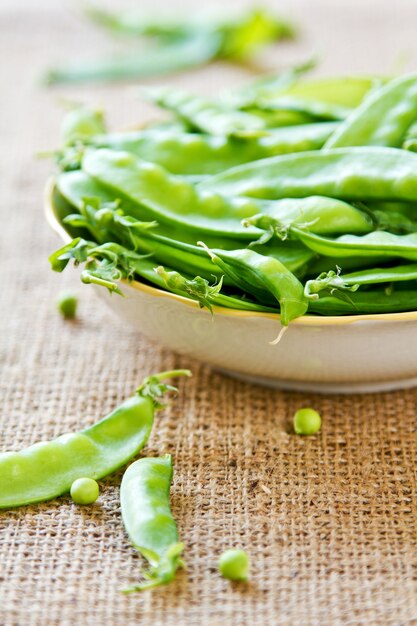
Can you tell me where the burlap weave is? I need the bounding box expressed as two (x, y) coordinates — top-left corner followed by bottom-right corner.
(1, 1), (417, 624)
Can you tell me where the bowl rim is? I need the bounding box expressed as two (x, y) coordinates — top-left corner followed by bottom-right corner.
(45, 176), (417, 327)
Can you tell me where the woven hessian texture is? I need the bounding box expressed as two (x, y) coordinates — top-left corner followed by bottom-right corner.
(1, 2), (417, 624)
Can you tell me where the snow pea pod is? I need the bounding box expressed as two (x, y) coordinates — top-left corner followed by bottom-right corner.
(53, 181), (313, 288)
(258, 76), (378, 109)
(199, 147), (417, 202)
(45, 30), (220, 84)
(56, 171), (249, 253)
(246, 96), (350, 122)
(233, 77), (378, 129)
(105, 223), (312, 285)
(87, 123), (336, 176)
(325, 73), (417, 149)
(0, 371), (190, 509)
(51, 236), (280, 313)
(121, 455), (184, 592)
(243, 195), (373, 238)
(153, 265), (278, 313)
(61, 105), (106, 146)
(200, 245), (308, 325)
(82, 148), (265, 239)
(341, 263), (417, 285)
(308, 289), (417, 315)
(292, 229), (417, 262)
(143, 86), (266, 136)
(225, 59), (316, 108)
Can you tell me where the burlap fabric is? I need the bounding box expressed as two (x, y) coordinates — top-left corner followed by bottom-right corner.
(1, 1), (417, 624)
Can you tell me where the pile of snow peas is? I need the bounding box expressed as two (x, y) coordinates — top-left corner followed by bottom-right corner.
(50, 70), (417, 325)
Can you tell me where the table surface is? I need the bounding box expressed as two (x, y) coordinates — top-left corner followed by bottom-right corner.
(1, 2), (417, 625)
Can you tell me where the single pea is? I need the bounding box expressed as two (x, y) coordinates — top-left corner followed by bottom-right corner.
(57, 291), (77, 319)
(293, 408), (322, 435)
(70, 477), (99, 505)
(218, 548), (250, 581)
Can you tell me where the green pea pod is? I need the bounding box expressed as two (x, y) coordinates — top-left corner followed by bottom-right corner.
(55, 172), (250, 252)
(0, 371), (190, 509)
(153, 265), (278, 313)
(52, 177), (315, 282)
(83, 5), (191, 38)
(224, 60), (316, 108)
(121, 455), (184, 592)
(246, 96), (350, 122)
(199, 147), (417, 202)
(341, 263), (417, 285)
(61, 105), (106, 146)
(82, 148), (263, 238)
(200, 244), (308, 326)
(84, 123), (337, 176)
(142, 86), (266, 136)
(216, 7), (294, 59)
(44, 31), (220, 85)
(242, 195), (373, 239)
(51, 235), (279, 313)
(241, 107), (321, 128)
(258, 76), (378, 109)
(292, 229), (417, 262)
(325, 73), (417, 148)
(308, 289), (417, 315)
(85, 4), (294, 51)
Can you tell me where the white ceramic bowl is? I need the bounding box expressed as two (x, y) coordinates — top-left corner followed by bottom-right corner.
(46, 181), (417, 394)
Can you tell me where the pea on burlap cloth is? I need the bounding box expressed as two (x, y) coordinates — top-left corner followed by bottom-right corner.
(1, 1), (417, 624)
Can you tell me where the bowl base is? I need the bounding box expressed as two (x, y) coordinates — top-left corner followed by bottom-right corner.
(215, 368), (417, 395)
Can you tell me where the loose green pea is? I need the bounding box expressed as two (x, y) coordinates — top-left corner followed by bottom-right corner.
(218, 548), (250, 581)
(70, 477), (99, 505)
(293, 408), (322, 435)
(57, 291), (77, 319)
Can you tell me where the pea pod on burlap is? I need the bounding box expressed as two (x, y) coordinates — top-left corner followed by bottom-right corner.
(0, 371), (190, 509)
(120, 455), (184, 592)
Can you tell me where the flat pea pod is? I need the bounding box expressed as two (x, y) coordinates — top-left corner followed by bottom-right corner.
(52, 178), (315, 282)
(224, 60), (316, 108)
(121, 455), (184, 592)
(308, 289), (417, 315)
(246, 96), (350, 122)
(291, 229), (417, 262)
(82, 148), (264, 239)
(44, 30), (220, 85)
(143, 86), (266, 136)
(55, 176), (253, 254)
(271, 76), (378, 109)
(61, 105), (106, 147)
(243, 195), (373, 237)
(325, 74), (417, 149)
(154, 265), (278, 313)
(341, 263), (417, 285)
(87, 123), (337, 176)
(199, 147), (417, 202)
(51, 237), (280, 314)
(0, 370), (190, 509)
(200, 244), (308, 326)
